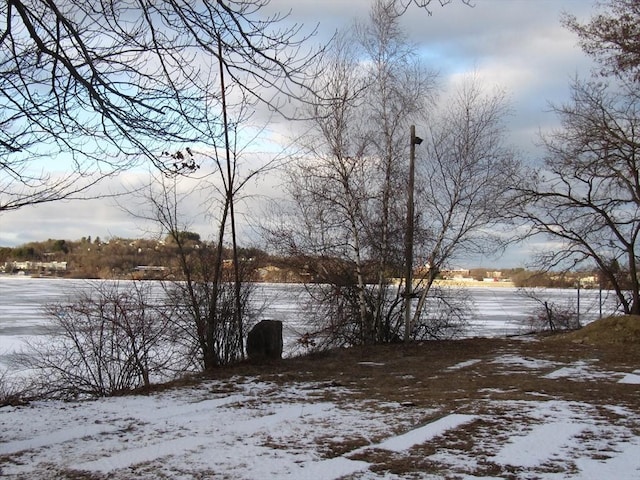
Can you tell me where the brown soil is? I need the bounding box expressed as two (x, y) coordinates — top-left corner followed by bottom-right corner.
(44, 315), (640, 479)
(206, 325), (639, 412)
(552, 314), (640, 345)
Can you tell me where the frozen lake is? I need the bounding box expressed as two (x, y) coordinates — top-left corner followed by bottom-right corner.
(0, 276), (619, 371)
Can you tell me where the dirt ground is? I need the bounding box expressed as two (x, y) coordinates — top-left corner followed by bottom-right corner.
(196, 316), (640, 478)
(207, 316), (640, 410)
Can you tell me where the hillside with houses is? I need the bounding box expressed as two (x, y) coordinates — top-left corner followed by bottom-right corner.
(0, 236), (603, 289)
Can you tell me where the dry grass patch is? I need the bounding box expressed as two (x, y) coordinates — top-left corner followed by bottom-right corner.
(558, 315), (640, 346)
(194, 323), (639, 418)
(220, 323), (639, 478)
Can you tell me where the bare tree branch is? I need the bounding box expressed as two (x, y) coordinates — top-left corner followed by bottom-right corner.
(1, 0), (324, 211)
(510, 78), (640, 314)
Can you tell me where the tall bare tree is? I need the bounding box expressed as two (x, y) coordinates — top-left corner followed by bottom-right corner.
(131, 170), (258, 369)
(5, 0), (322, 366)
(269, 0), (473, 347)
(510, 0), (640, 315)
(511, 78), (640, 315)
(269, 31), (375, 347)
(357, 0), (438, 343)
(410, 76), (518, 334)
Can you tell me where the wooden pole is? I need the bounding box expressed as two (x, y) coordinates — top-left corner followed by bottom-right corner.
(404, 125), (419, 342)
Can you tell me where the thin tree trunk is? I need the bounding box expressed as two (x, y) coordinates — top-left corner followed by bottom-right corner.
(627, 249), (640, 315)
(218, 34), (244, 359)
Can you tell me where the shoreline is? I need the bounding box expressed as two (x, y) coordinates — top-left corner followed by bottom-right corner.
(0, 274), (515, 287)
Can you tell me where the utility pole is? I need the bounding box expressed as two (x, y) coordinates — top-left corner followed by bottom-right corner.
(404, 125), (422, 342)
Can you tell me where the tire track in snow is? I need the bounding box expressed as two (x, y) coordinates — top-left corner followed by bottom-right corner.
(371, 414), (478, 452)
(71, 402), (335, 473)
(0, 394), (246, 457)
(279, 413), (478, 479)
(492, 421), (586, 468)
(0, 423), (121, 455)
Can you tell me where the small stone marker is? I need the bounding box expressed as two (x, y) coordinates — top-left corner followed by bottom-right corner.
(246, 320), (283, 361)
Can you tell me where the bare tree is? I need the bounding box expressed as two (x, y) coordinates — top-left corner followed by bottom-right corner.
(562, 0), (640, 83)
(381, 0), (473, 16)
(409, 75), (518, 334)
(510, 78), (640, 315)
(510, 0), (640, 316)
(131, 170), (259, 369)
(89, 0), (321, 367)
(267, 1), (443, 347)
(270, 29), (374, 346)
(357, 0), (438, 343)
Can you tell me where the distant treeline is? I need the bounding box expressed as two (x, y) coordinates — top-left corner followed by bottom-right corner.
(0, 235), (261, 280)
(0, 236), (605, 288)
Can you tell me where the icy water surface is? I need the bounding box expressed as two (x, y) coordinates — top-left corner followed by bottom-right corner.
(0, 276), (619, 369)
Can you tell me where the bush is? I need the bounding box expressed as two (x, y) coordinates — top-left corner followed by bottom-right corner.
(164, 271), (253, 368)
(526, 300), (580, 332)
(519, 288), (581, 333)
(18, 281), (189, 398)
(411, 286), (471, 340)
(0, 368), (30, 406)
(298, 283), (470, 349)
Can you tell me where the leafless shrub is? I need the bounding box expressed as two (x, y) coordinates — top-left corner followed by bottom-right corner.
(411, 286), (471, 340)
(298, 282), (469, 349)
(163, 266), (254, 369)
(295, 282), (404, 350)
(0, 367), (32, 406)
(519, 288), (581, 333)
(294, 284), (360, 350)
(526, 302), (580, 333)
(17, 281), (189, 399)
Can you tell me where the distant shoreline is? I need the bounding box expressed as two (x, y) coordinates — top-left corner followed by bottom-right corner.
(433, 279), (515, 288)
(389, 278), (516, 288)
(0, 273), (516, 288)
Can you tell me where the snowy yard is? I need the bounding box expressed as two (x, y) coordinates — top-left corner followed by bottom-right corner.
(1, 336), (639, 479)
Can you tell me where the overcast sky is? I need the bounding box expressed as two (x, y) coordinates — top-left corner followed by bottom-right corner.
(0, 0), (600, 267)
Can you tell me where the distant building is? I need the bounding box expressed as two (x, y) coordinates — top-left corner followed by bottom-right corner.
(578, 275), (598, 287)
(3, 261), (68, 273)
(440, 268), (471, 280)
(134, 265), (167, 272)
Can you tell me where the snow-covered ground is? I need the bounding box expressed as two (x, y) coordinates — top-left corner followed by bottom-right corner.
(1, 350), (639, 479)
